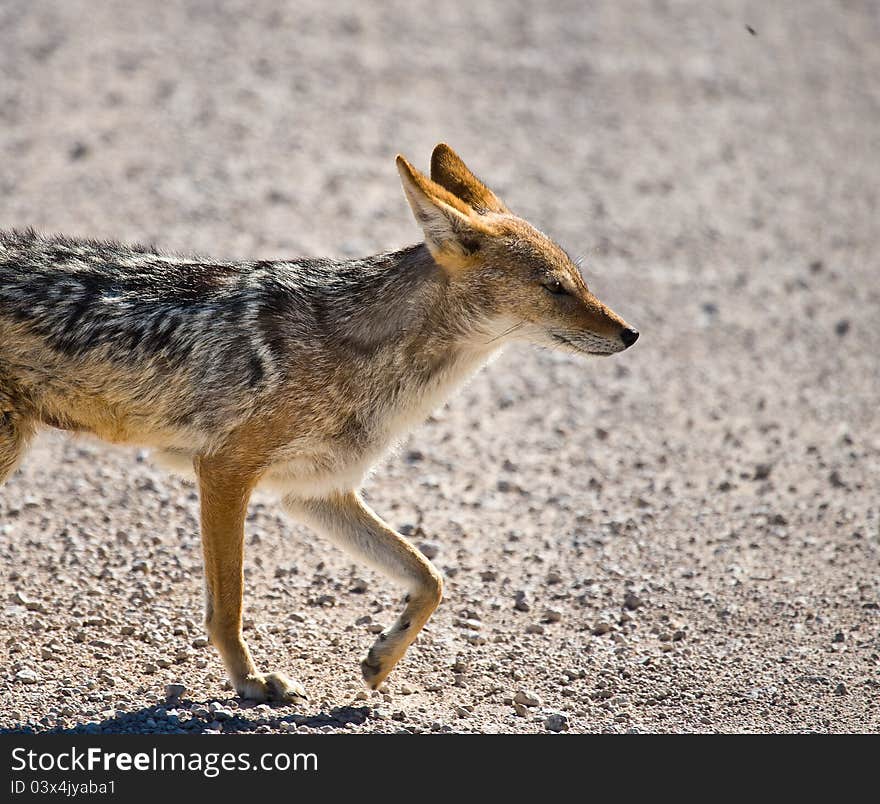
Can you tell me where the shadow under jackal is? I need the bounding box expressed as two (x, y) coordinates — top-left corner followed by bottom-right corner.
(0, 144), (638, 701)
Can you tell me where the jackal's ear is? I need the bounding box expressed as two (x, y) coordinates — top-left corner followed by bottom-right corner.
(430, 143), (509, 214)
(397, 154), (492, 262)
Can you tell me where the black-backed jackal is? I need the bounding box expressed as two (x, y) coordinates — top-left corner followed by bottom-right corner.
(0, 145), (638, 701)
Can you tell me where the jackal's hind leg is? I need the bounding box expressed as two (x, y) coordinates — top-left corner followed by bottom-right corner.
(196, 455), (307, 704)
(284, 491), (443, 689)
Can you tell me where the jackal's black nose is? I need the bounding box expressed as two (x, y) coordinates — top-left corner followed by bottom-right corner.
(620, 328), (639, 348)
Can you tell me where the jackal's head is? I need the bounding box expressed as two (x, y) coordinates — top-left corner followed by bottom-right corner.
(397, 144), (638, 356)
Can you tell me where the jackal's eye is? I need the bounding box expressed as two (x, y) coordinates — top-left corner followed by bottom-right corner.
(542, 278), (568, 296)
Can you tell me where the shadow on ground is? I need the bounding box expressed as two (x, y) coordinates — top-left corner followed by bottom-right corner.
(1, 701), (371, 735)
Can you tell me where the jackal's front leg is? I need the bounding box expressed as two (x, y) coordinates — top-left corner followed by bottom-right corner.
(284, 491), (443, 689)
(196, 456), (306, 703)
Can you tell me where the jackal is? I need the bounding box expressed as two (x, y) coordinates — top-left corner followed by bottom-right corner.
(0, 145), (638, 701)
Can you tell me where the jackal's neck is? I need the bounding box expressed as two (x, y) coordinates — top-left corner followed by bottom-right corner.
(334, 243), (498, 366)
(325, 243), (501, 439)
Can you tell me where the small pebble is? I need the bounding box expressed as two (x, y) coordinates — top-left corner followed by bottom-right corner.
(545, 713), (569, 732)
(754, 463), (773, 481)
(417, 541), (439, 560)
(165, 683), (186, 700)
(514, 690), (541, 707)
(211, 706), (234, 721)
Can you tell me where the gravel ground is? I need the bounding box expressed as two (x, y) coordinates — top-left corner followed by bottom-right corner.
(1, 1), (878, 734)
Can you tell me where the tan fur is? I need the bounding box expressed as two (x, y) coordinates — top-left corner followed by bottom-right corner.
(430, 143), (510, 213)
(0, 145), (637, 700)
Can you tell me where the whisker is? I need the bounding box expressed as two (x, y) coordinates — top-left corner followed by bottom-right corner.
(484, 320), (524, 345)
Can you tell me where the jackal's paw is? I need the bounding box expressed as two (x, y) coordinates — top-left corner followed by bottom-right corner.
(361, 635), (403, 689)
(237, 671), (308, 704)
(361, 654), (389, 689)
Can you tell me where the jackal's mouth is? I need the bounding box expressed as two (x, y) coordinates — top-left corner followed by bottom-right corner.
(550, 332), (614, 356)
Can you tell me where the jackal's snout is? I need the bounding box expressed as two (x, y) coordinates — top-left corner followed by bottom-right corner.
(620, 327), (639, 349)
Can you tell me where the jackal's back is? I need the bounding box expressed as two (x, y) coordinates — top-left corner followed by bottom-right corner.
(0, 229), (314, 447)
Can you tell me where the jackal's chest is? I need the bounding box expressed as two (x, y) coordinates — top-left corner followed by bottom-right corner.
(260, 403), (434, 497)
(260, 346), (496, 498)
(260, 413), (409, 498)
